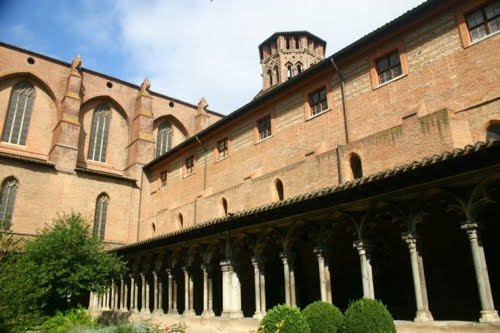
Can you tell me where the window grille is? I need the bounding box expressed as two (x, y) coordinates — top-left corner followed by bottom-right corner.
(0, 178), (18, 230)
(2, 81), (35, 146)
(156, 121), (173, 157)
(93, 194), (108, 239)
(88, 104), (111, 162)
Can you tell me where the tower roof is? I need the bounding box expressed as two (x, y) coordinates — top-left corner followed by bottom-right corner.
(258, 31), (327, 50)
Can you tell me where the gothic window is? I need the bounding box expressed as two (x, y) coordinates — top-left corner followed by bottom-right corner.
(466, 1), (500, 42)
(275, 179), (284, 201)
(376, 51), (402, 84)
(93, 194), (109, 239)
(296, 63), (303, 74)
(287, 64), (293, 80)
(350, 154), (363, 179)
(486, 123), (500, 140)
(2, 80), (36, 146)
(274, 66), (280, 84)
(257, 115), (272, 141)
(88, 103), (111, 162)
(267, 69), (273, 87)
(156, 121), (173, 157)
(0, 178), (18, 231)
(310, 87), (328, 116)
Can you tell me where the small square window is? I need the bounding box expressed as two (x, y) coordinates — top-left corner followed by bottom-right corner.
(217, 138), (228, 160)
(257, 116), (272, 141)
(160, 171), (167, 188)
(466, 1), (500, 42)
(310, 88), (328, 116)
(376, 51), (402, 84)
(185, 156), (194, 175)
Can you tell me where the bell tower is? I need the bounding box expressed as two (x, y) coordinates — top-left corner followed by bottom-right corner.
(258, 31), (326, 92)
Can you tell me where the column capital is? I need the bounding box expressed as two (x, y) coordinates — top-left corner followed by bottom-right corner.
(402, 232), (419, 248)
(461, 222), (479, 240)
(313, 246), (331, 258)
(251, 256), (266, 269)
(280, 251), (296, 262)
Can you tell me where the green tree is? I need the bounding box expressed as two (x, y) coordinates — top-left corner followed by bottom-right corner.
(0, 212), (126, 332)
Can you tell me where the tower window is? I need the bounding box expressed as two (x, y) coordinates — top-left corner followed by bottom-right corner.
(376, 51), (402, 84)
(310, 87), (328, 116)
(486, 124), (500, 140)
(0, 178), (18, 231)
(2, 80), (36, 146)
(466, 1), (500, 42)
(287, 65), (292, 80)
(257, 115), (272, 141)
(88, 103), (111, 162)
(93, 194), (109, 240)
(156, 121), (173, 157)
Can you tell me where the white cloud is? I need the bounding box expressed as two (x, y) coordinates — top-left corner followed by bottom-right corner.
(94, 1), (425, 114)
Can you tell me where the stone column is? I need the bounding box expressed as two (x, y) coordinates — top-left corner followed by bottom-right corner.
(153, 271), (164, 314)
(166, 268), (178, 315)
(103, 287), (110, 310)
(280, 252), (297, 306)
(252, 257), (266, 319)
(402, 232), (433, 322)
(461, 223), (500, 322)
(353, 240), (375, 299)
(314, 248), (328, 302)
(120, 276), (126, 311)
(220, 259), (243, 318)
(324, 256), (332, 304)
(130, 274), (138, 312)
(183, 266), (196, 316)
(173, 278), (178, 313)
(88, 292), (95, 309)
(201, 264), (215, 318)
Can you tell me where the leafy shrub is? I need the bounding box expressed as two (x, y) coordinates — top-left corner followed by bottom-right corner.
(302, 301), (343, 333)
(342, 298), (396, 333)
(68, 322), (154, 333)
(41, 307), (93, 333)
(260, 304), (310, 333)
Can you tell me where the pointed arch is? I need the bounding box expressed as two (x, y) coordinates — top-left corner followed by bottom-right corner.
(0, 177), (18, 231)
(296, 61), (303, 75)
(2, 80), (36, 145)
(93, 193), (109, 239)
(274, 66), (280, 84)
(350, 153), (363, 179)
(285, 62), (293, 80)
(177, 213), (184, 229)
(274, 178), (284, 201)
(267, 69), (273, 87)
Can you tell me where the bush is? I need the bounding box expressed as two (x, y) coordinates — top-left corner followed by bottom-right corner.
(40, 307), (93, 333)
(260, 304), (310, 333)
(302, 301), (343, 333)
(342, 298), (396, 333)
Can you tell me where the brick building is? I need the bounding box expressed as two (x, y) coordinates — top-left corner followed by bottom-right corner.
(1, 0), (500, 331)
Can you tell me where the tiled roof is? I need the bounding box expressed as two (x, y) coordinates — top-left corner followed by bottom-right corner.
(0, 152), (55, 167)
(116, 139), (500, 252)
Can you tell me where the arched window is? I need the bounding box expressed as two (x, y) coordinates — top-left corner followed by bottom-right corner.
(178, 213), (184, 228)
(287, 64), (293, 80)
(93, 194), (109, 239)
(88, 103), (111, 162)
(0, 178), (18, 230)
(221, 197), (228, 216)
(275, 179), (284, 201)
(156, 121), (173, 157)
(486, 124), (500, 140)
(296, 63), (303, 74)
(268, 69), (273, 87)
(274, 67), (280, 84)
(2, 80), (36, 146)
(350, 154), (363, 179)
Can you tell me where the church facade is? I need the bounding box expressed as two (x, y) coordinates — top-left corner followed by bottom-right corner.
(1, 0), (500, 331)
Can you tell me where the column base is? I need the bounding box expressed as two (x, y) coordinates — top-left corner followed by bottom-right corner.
(414, 310), (433, 322)
(183, 309), (196, 316)
(221, 310), (244, 319)
(201, 310), (215, 318)
(153, 309), (164, 315)
(253, 311), (265, 319)
(139, 309), (151, 314)
(479, 310), (500, 323)
(130, 307), (139, 313)
(167, 309), (179, 315)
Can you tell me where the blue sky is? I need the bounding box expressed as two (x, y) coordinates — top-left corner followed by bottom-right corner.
(1, 0), (424, 114)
